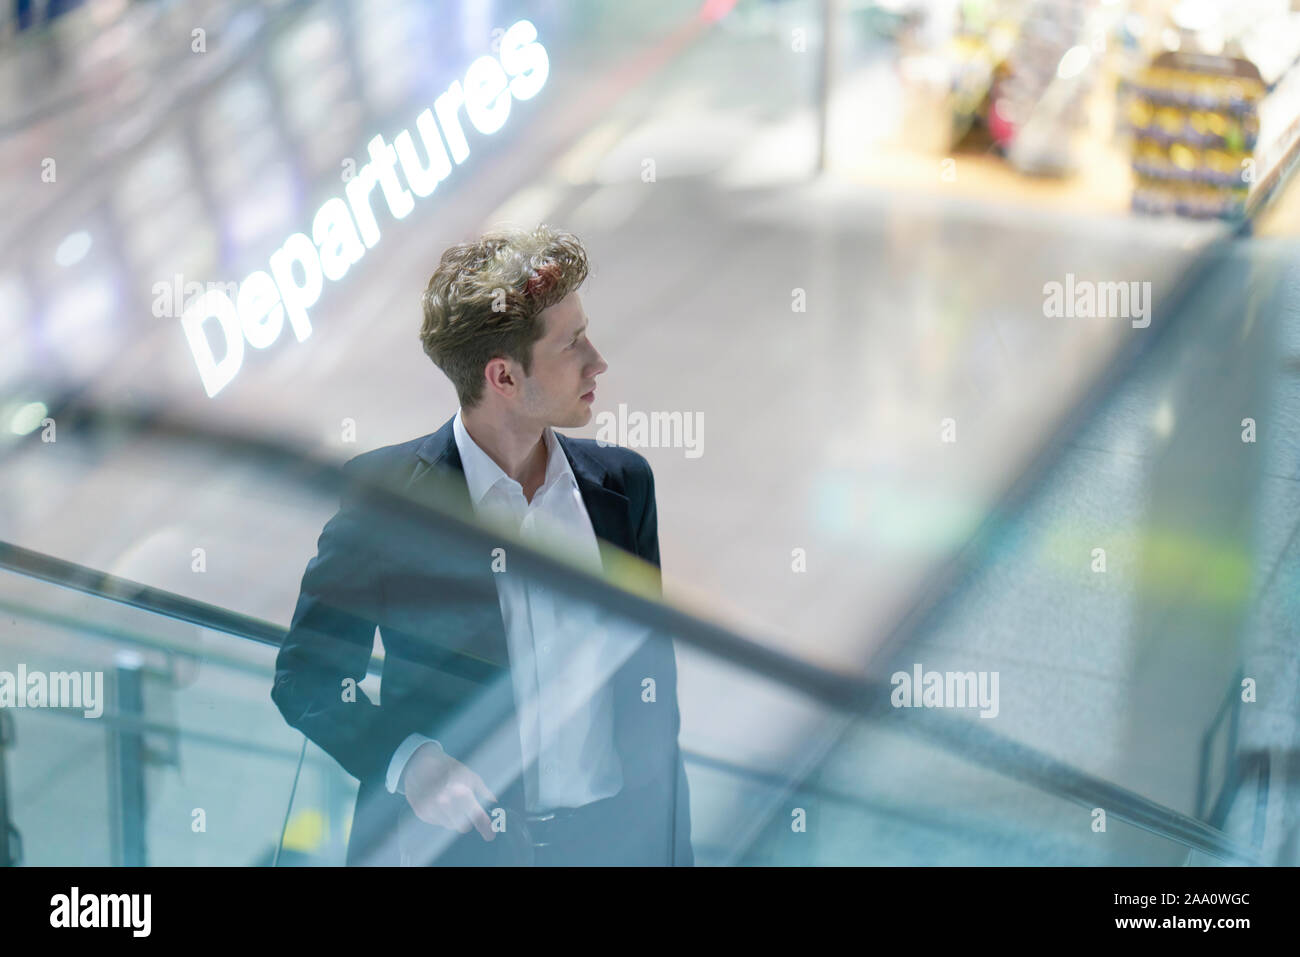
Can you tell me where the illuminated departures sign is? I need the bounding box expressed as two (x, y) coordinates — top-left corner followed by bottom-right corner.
(181, 19), (549, 397)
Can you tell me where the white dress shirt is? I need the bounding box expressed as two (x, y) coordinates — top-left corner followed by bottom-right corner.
(385, 410), (625, 812)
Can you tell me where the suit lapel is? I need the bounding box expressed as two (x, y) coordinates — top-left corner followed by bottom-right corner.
(555, 434), (636, 563)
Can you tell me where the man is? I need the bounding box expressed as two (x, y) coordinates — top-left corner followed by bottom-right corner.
(271, 224), (692, 866)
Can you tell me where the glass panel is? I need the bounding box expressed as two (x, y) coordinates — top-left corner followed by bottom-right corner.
(0, 398), (1266, 866)
(0, 563), (355, 866)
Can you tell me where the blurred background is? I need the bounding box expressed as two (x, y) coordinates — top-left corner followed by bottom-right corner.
(1, 0), (1299, 866)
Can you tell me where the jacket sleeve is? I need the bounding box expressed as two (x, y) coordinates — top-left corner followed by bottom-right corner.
(632, 456), (694, 866)
(271, 458), (414, 787)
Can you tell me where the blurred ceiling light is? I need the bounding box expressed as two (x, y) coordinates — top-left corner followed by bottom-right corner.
(0, 272), (30, 329)
(9, 401), (48, 436)
(1171, 0), (1218, 31)
(1197, 29), (1226, 55)
(288, 16), (338, 62)
(47, 275), (116, 377)
(115, 649), (145, 670)
(55, 231), (92, 267)
(1152, 399), (1176, 438)
(1057, 45), (1092, 80)
(228, 176), (295, 246)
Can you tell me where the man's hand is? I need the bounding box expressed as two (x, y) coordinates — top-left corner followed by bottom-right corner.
(401, 742), (499, 841)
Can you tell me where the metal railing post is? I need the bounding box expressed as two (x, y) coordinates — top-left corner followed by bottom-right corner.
(0, 710), (20, 866)
(108, 653), (147, 866)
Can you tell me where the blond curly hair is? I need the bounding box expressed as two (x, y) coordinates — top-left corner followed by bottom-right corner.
(419, 224), (589, 407)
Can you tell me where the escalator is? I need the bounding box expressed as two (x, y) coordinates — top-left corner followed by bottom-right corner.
(0, 345), (1285, 864)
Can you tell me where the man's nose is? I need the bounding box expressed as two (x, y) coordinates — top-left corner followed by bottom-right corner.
(589, 345), (608, 377)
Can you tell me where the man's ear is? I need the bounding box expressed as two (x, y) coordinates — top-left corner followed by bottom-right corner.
(483, 357), (518, 399)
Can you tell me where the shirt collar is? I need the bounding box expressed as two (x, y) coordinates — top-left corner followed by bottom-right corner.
(452, 409), (577, 507)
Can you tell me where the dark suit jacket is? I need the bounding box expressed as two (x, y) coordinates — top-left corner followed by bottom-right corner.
(271, 415), (693, 865)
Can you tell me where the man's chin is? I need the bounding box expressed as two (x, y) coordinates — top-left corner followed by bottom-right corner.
(554, 405), (592, 429)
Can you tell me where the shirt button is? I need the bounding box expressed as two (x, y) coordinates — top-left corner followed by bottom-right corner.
(541, 645), (551, 654)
